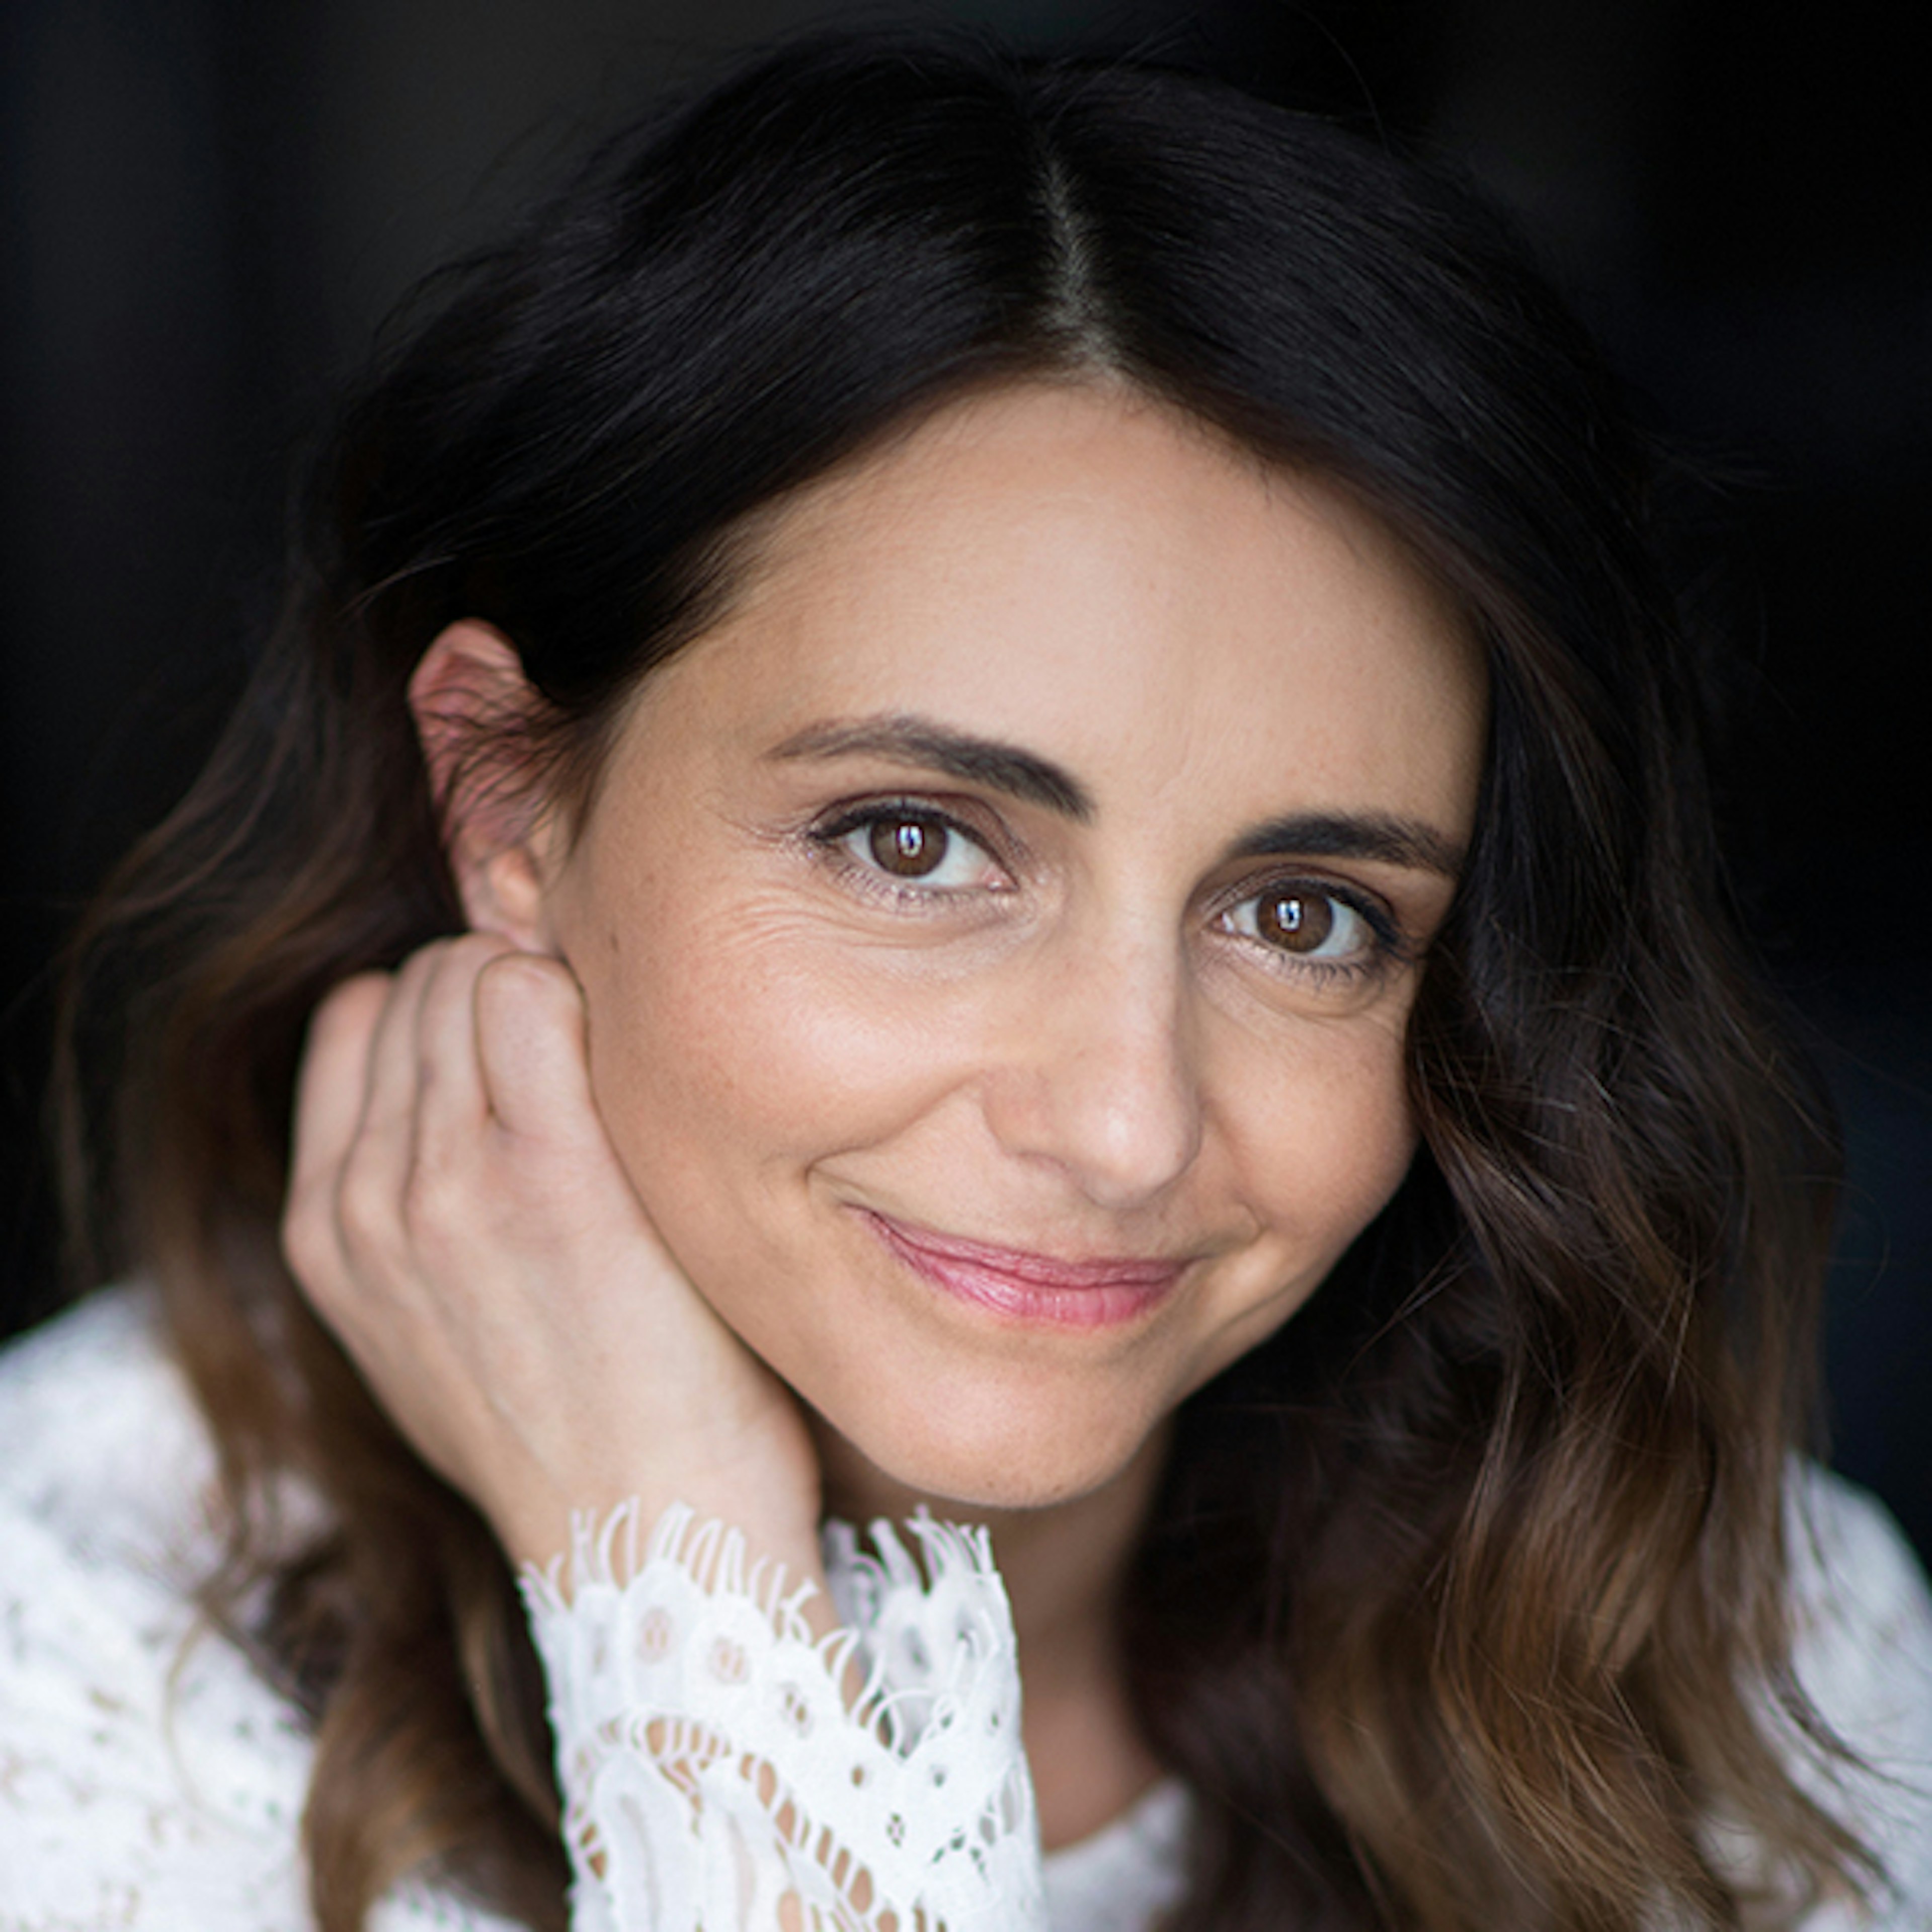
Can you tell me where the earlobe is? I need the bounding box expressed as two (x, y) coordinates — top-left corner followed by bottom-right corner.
(408, 621), (564, 951)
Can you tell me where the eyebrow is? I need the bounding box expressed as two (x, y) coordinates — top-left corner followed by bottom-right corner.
(1223, 812), (1465, 879)
(768, 713), (1464, 878)
(769, 714), (1094, 820)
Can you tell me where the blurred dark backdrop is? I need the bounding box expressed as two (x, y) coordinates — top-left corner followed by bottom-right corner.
(3, 0), (1927, 1556)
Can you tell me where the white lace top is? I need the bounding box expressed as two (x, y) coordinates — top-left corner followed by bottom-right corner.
(1, 1286), (1927, 1930)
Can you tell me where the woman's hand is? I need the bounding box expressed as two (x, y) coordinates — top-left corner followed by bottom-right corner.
(281, 934), (825, 1577)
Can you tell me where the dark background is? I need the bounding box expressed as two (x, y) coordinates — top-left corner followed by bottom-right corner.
(3, 1), (1927, 1558)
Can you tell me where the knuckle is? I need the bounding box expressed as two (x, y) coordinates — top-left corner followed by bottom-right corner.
(400, 1159), (465, 1237)
(332, 1157), (395, 1254)
(309, 972), (389, 1045)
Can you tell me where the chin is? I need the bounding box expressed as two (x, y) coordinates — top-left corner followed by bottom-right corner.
(806, 1367), (1173, 1520)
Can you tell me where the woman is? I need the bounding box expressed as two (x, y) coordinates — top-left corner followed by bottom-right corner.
(3, 31), (1927, 1932)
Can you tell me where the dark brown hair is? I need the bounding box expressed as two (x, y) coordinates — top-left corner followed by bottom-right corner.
(58, 32), (1876, 1930)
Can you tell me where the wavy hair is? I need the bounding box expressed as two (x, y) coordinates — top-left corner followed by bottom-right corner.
(57, 32), (1874, 1930)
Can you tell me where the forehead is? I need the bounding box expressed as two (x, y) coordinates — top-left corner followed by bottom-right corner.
(630, 382), (1486, 833)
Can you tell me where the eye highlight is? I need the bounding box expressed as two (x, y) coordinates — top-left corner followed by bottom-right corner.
(866, 816), (948, 878)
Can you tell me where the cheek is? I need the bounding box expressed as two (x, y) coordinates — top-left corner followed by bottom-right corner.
(569, 896), (977, 1219)
(1173, 1011), (1417, 1398)
(1227, 1006), (1419, 1275)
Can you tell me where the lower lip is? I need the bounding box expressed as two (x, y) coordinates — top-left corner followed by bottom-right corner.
(861, 1211), (1183, 1330)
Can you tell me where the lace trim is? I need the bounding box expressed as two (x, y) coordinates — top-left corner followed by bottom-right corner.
(521, 1502), (1045, 1932)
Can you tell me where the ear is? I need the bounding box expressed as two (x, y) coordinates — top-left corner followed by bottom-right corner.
(409, 620), (565, 950)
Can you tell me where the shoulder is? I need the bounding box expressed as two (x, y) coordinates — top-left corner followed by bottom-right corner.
(1781, 1464), (1932, 1922)
(0, 1290), (519, 1930)
(1787, 1463), (1932, 1724)
(0, 1283), (220, 1582)
(0, 1290), (313, 1922)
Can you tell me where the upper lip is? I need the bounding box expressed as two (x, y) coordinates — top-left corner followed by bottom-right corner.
(860, 1209), (1190, 1287)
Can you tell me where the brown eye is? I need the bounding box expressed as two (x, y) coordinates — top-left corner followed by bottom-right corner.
(818, 806), (1005, 898)
(868, 816), (948, 877)
(1255, 891), (1334, 953)
(1222, 883), (1382, 971)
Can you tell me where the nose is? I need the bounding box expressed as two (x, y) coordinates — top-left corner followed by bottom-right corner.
(982, 923), (1204, 1211)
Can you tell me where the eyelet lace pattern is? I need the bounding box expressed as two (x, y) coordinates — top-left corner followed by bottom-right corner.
(521, 1502), (1046, 1932)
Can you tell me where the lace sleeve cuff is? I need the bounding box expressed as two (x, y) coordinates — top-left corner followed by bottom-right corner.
(519, 1502), (1045, 1932)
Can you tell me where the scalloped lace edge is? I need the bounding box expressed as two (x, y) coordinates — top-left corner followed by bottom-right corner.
(519, 1500), (1046, 1932)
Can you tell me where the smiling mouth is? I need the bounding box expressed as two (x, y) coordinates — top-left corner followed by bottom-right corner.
(859, 1209), (1186, 1329)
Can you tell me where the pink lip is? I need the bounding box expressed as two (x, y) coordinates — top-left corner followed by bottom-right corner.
(860, 1210), (1184, 1329)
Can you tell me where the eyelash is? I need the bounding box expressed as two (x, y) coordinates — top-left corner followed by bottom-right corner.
(1210, 879), (1405, 987)
(806, 798), (1014, 908)
(804, 797), (1407, 986)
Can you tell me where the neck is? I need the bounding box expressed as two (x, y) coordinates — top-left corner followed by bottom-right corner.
(811, 1416), (1172, 1848)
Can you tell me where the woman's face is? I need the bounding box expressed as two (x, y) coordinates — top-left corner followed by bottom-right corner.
(533, 383), (1485, 1514)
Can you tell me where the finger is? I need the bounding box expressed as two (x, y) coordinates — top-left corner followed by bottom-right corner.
(329, 941), (463, 1269)
(471, 950), (604, 1151)
(285, 971), (394, 1296)
(412, 932), (519, 1164)
(287, 972), (391, 1198)
(352, 939), (455, 1154)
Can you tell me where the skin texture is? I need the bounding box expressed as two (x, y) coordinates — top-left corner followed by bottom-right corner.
(286, 380), (1486, 1844)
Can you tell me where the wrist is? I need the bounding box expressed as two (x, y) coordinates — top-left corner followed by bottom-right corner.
(509, 1487), (833, 1626)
